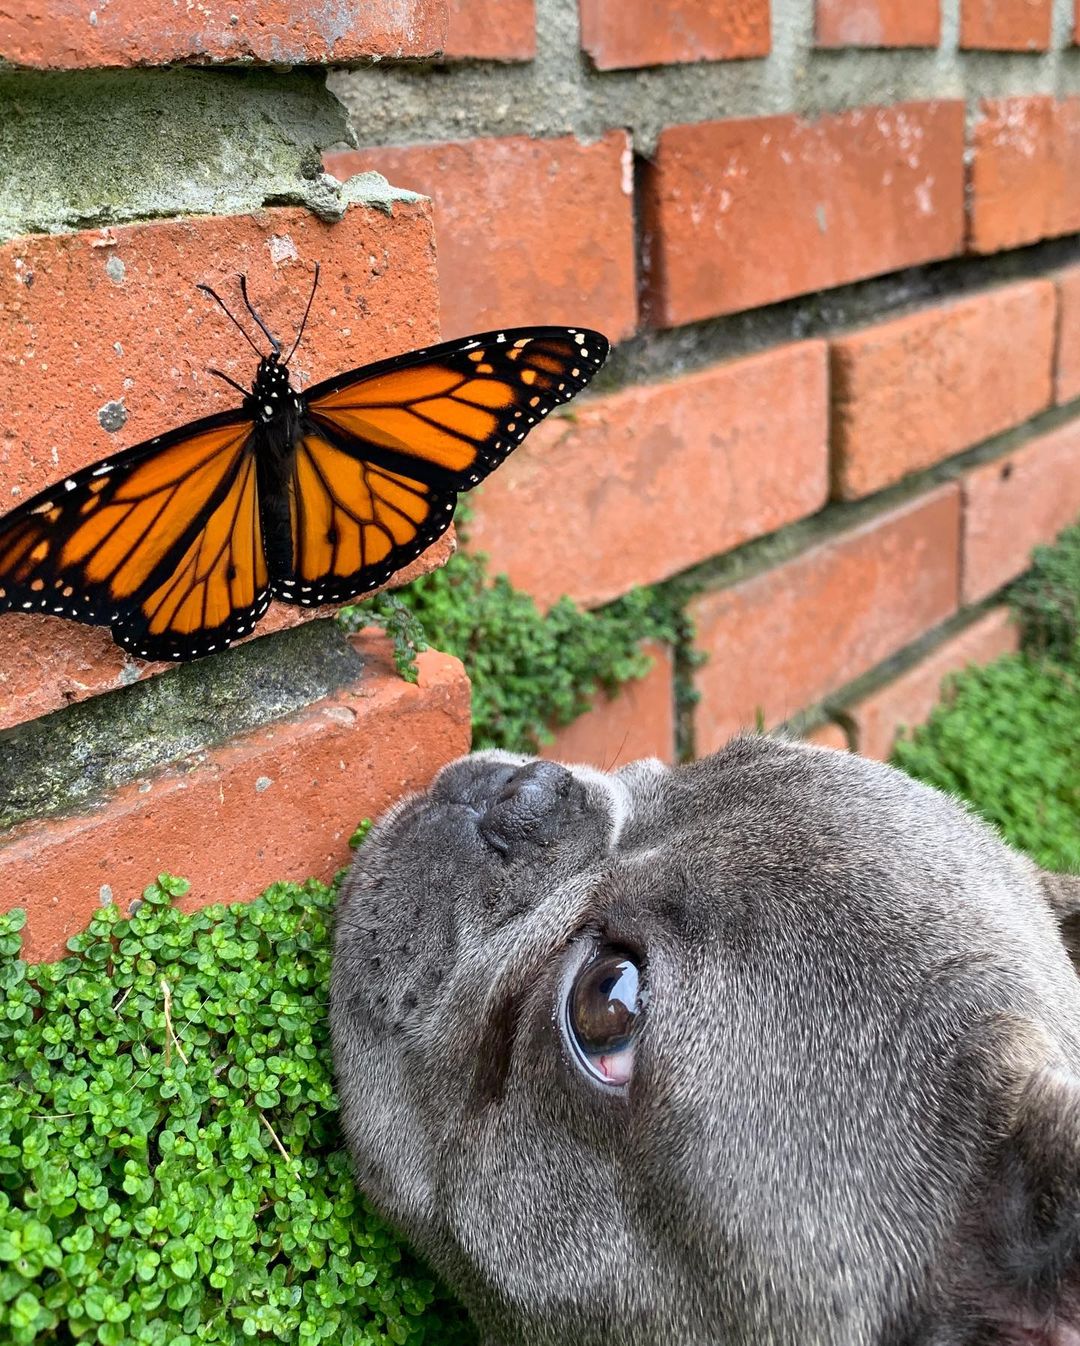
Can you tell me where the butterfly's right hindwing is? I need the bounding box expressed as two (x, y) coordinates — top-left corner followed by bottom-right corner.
(269, 419), (457, 607)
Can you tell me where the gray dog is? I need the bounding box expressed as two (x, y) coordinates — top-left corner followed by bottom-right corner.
(329, 736), (1080, 1345)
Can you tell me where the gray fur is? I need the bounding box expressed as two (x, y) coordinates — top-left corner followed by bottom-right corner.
(330, 736), (1080, 1345)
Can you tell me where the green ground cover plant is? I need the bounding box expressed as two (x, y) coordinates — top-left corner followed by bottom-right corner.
(342, 529), (687, 755)
(0, 871), (474, 1346)
(892, 520), (1080, 873)
(891, 653), (1080, 870)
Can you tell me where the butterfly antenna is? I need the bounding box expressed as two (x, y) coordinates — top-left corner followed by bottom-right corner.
(238, 274), (281, 356)
(284, 262), (321, 366)
(208, 367), (251, 398)
(196, 282), (266, 359)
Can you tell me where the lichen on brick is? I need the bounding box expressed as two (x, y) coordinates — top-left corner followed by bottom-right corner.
(0, 67), (399, 241)
(0, 619), (363, 832)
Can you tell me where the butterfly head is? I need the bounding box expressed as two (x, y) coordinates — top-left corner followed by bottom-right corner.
(248, 354), (302, 426)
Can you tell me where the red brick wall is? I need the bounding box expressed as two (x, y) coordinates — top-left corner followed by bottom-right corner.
(0, 197), (468, 960)
(324, 23), (1080, 773)
(5, 0), (1080, 955)
(579, 0), (770, 68)
(816, 0), (940, 47)
(960, 0), (1052, 51)
(0, 3), (469, 958)
(640, 102), (966, 327)
(0, 0), (447, 67)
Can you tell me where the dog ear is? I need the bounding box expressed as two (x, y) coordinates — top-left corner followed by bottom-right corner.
(1041, 873), (1080, 965)
(929, 1062), (1080, 1344)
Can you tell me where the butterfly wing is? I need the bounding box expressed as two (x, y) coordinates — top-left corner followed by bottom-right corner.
(0, 412), (270, 662)
(273, 326), (608, 605)
(274, 425), (456, 605)
(0, 326), (609, 649)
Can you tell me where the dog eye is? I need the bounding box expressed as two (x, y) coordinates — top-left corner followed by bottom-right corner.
(564, 950), (642, 1087)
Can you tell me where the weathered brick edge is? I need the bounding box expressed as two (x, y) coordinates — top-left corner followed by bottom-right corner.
(578, 0), (770, 69)
(0, 0), (449, 69)
(690, 485), (962, 755)
(815, 0), (941, 48)
(442, 0), (536, 60)
(2, 629), (471, 963)
(843, 607), (1019, 760)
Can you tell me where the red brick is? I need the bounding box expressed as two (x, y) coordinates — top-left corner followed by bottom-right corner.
(1055, 263), (1080, 404)
(691, 485), (961, 754)
(968, 97), (1080, 253)
(0, 201), (440, 713)
(443, 0), (535, 59)
(962, 422), (1080, 604)
(641, 101), (965, 328)
(0, 0), (447, 68)
(579, 0), (769, 69)
(467, 340), (828, 609)
(804, 720), (850, 750)
(0, 531), (456, 732)
(969, 98), (1053, 253)
(816, 0), (940, 46)
(540, 641), (675, 768)
(847, 608), (1018, 760)
(326, 131), (637, 343)
(832, 281), (1055, 499)
(960, 0), (1051, 49)
(1, 205), (438, 515)
(0, 629), (471, 964)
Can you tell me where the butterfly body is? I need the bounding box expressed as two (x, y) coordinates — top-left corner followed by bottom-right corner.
(0, 294), (608, 663)
(246, 354), (306, 579)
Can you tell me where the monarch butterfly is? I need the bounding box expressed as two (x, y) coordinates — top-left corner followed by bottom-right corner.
(0, 266), (608, 662)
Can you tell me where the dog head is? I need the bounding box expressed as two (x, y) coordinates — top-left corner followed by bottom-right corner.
(330, 737), (1080, 1345)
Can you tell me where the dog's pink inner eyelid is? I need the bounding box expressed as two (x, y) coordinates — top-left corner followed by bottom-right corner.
(596, 1046), (635, 1086)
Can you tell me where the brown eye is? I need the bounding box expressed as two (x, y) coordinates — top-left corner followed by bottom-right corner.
(566, 951), (642, 1086)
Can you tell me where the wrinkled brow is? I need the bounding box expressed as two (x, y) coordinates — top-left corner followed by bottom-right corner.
(466, 874), (610, 1109)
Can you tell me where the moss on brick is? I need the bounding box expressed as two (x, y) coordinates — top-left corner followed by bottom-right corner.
(0, 68), (414, 241)
(0, 620), (362, 832)
(343, 529), (688, 756)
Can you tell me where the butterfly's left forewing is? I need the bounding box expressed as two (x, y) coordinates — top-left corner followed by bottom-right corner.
(0, 414), (271, 661)
(304, 327), (608, 485)
(273, 326), (608, 605)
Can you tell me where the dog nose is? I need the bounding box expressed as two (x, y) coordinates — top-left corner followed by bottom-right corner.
(479, 761), (575, 855)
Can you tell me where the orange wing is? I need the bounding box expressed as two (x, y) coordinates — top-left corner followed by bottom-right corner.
(274, 326), (608, 604)
(0, 413), (269, 661)
(0, 325), (610, 650)
(272, 426), (454, 605)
